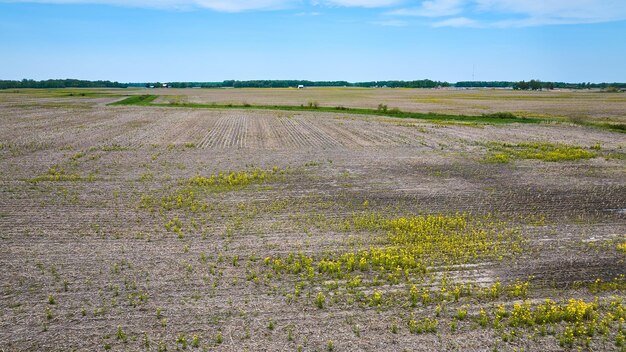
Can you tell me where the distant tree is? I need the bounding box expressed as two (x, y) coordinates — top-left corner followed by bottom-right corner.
(605, 86), (620, 93)
(528, 80), (542, 90)
(455, 81), (513, 88)
(513, 81), (529, 90)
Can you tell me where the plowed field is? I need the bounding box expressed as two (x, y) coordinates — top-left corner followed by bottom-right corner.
(1, 89), (625, 351)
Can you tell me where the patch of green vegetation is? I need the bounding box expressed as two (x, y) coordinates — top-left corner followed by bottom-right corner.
(29, 167), (96, 183)
(342, 213), (523, 267)
(108, 95), (540, 125)
(483, 142), (596, 163)
(265, 212), (524, 311)
(567, 116), (626, 133)
(492, 297), (626, 349)
(481, 112), (518, 119)
(586, 275), (626, 292)
(188, 168), (280, 190)
(483, 153), (510, 164)
(139, 167), (285, 213)
(594, 122), (626, 133)
(408, 317), (439, 334)
(111, 95), (158, 106)
(99, 144), (130, 152)
(69, 151), (85, 161)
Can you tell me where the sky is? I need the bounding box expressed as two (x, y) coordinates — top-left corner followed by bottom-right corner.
(1, 0), (625, 83)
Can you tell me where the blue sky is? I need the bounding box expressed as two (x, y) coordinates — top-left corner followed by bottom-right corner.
(1, 0), (625, 82)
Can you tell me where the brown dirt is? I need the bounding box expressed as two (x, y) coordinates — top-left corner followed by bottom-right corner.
(0, 90), (625, 351)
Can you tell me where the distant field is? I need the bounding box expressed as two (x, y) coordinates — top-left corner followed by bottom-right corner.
(0, 89), (625, 351)
(143, 87), (626, 123)
(3, 87), (626, 123)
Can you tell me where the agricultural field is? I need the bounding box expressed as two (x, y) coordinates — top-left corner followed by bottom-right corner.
(0, 88), (625, 351)
(151, 87), (626, 124)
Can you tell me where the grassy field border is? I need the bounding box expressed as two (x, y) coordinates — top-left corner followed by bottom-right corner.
(109, 95), (539, 125)
(110, 94), (626, 132)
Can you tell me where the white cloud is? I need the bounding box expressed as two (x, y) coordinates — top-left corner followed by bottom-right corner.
(295, 11), (321, 15)
(3, 0), (626, 25)
(486, 17), (612, 28)
(388, 0), (463, 17)
(475, 0), (626, 25)
(315, 0), (402, 7)
(2, 0), (404, 10)
(432, 16), (477, 27)
(0, 0), (296, 12)
(197, 0), (294, 11)
(388, 0), (626, 27)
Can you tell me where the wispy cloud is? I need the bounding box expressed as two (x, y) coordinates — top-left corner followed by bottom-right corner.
(475, 0), (626, 26)
(295, 11), (321, 16)
(315, 0), (403, 8)
(0, 0), (296, 12)
(3, 0), (626, 26)
(1, 0), (405, 11)
(432, 16), (477, 27)
(388, 0), (463, 17)
(390, 0), (626, 27)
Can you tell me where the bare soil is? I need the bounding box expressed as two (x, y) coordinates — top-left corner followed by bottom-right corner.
(0, 90), (625, 351)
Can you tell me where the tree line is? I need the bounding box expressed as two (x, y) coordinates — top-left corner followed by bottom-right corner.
(456, 80), (626, 90)
(2, 78), (624, 90)
(0, 79), (127, 89)
(139, 80), (449, 89)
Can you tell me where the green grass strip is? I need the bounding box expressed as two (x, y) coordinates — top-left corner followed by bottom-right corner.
(109, 95), (539, 124)
(569, 119), (626, 133)
(110, 94), (626, 132)
(110, 95), (159, 105)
